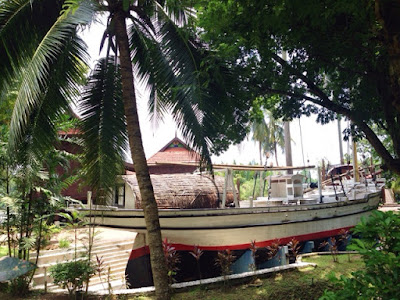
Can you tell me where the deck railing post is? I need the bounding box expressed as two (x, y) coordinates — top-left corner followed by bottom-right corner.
(221, 168), (228, 208)
(318, 166), (323, 203)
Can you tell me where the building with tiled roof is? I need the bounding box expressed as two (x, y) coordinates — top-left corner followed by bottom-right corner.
(145, 137), (200, 174)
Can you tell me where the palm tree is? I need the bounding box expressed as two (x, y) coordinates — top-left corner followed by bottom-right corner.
(249, 109), (284, 197)
(251, 117), (270, 167)
(250, 117), (269, 197)
(250, 110), (284, 167)
(265, 110), (285, 167)
(0, 1), (238, 298)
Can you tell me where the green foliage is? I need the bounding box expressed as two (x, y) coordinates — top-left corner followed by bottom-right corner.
(37, 224), (62, 249)
(320, 211), (400, 299)
(162, 238), (180, 284)
(7, 276), (31, 296)
(0, 247), (7, 257)
(58, 238), (71, 249)
(196, 0), (400, 175)
(49, 259), (95, 297)
(215, 249), (235, 278)
(80, 57), (126, 202)
(234, 166), (272, 199)
(249, 105), (285, 166)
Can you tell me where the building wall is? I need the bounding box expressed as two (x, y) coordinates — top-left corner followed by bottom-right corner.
(125, 182), (136, 209)
(57, 139), (90, 203)
(148, 165), (196, 175)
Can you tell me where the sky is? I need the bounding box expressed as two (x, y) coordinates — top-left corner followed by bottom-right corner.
(79, 21), (351, 168)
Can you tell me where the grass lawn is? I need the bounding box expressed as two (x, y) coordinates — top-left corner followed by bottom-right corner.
(0, 254), (364, 300)
(126, 254), (364, 300)
(0, 246), (8, 257)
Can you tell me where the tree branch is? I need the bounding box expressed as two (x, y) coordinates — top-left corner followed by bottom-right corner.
(269, 54), (400, 173)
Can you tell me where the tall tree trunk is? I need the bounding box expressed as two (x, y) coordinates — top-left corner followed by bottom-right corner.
(7, 206), (11, 257)
(113, 9), (171, 300)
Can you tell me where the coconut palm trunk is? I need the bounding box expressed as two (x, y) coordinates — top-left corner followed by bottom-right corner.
(113, 10), (170, 299)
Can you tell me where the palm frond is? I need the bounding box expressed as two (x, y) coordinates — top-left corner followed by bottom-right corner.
(129, 2), (250, 168)
(129, 6), (214, 168)
(80, 57), (127, 203)
(0, 0), (64, 91)
(159, 15), (250, 160)
(6, 0), (96, 155)
(155, 0), (193, 27)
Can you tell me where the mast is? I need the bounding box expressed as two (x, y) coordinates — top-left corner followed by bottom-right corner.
(282, 51), (293, 174)
(337, 116), (344, 164)
(352, 138), (360, 182)
(284, 121), (293, 174)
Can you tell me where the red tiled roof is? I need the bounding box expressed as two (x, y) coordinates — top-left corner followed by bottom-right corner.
(147, 137), (200, 164)
(147, 149), (200, 164)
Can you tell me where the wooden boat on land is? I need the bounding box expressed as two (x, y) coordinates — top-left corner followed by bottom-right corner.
(78, 164), (383, 287)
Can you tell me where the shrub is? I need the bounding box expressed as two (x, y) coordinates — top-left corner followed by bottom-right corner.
(58, 238), (70, 249)
(189, 245), (203, 280)
(287, 238), (300, 263)
(162, 238), (180, 284)
(320, 211), (400, 299)
(215, 249), (236, 278)
(49, 259), (95, 297)
(36, 223), (62, 249)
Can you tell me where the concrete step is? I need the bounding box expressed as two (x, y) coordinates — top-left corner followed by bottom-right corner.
(32, 264), (127, 286)
(33, 249), (129, 274)
(31, 240), (132, 286)
(30, 241), (132, 265)
(94, 250), (130, 261)
(33, 277), (127, 293)
(32, 260), (128, 287)
(30, 240), (132, 257)
(88, 269), (127, 287)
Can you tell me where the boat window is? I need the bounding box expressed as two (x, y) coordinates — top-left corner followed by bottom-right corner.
(113, 184), (125, 207)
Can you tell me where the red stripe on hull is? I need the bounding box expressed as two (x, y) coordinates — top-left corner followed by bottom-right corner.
(129, 245), (150, 260)
(128, 226), (354, 260)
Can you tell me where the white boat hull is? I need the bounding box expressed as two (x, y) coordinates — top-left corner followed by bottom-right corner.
(83, 191), (380, 249)
(80, 190), (381, 288)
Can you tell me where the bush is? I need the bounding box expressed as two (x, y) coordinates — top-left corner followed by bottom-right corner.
(36, 223), (62, 249)
(320, 211), (400, 299)
(58, 238), (70, 249)
(49, 259), (95, 297)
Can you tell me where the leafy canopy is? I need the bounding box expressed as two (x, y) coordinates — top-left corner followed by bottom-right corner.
(197, 0), (400, 174)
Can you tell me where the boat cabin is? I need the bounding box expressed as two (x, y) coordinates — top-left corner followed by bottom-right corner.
(106, 173), (237, 209)
(268, 174), (304, 201)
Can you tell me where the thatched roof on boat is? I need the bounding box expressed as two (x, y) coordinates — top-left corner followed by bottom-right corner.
(122, 173), (236, 209)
